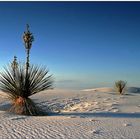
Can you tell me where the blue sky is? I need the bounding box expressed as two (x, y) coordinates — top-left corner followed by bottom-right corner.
(0, 2), (140, 89)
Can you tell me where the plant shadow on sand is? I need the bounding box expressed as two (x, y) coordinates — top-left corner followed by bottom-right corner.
(0, 101), (49, 116)
(0, 102), (11, 111)
(108, 92), (136, 96)
(1, 101), (140, 118)
(50, 112), (140, 118)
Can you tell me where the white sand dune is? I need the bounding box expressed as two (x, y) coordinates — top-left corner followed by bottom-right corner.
(82, 87), (114, 92)
(0, 88), (140, 138)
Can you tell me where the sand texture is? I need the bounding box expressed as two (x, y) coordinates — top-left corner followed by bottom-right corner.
(0, 88), (140, 139)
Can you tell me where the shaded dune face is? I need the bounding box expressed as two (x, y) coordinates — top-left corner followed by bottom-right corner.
(83, 87), (140, 93)
(127, 87), (140, 93)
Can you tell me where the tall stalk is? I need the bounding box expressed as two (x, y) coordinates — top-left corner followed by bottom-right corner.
(26, 48), (30, 75)
(23, 24), (34, 75)
(11, 56), (18, 80)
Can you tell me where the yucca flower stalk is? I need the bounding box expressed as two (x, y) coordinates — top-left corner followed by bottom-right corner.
(23, 24), (34, 75)
(0, 63), (53, 115)
(11, 56), (18, 80)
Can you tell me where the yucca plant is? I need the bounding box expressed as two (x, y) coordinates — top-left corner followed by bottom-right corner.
(0, 63), (53, 115)
(115, 80), (127, 95)
(0, 24), (53, 115)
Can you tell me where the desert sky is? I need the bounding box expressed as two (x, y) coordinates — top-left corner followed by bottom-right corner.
(0, 2), (140, 89)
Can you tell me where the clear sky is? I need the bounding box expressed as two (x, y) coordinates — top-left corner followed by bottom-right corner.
(0, 2), (140, 89)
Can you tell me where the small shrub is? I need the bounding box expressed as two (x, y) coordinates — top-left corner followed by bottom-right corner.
(115, 80), (127, 95)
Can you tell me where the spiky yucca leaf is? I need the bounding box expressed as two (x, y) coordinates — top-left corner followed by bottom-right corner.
(0, 63), (53, 115)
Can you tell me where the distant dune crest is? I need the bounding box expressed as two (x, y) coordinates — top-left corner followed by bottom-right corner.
(83, 87), (140, 93)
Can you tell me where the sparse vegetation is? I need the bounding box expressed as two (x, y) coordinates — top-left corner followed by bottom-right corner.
(0, 25), (53, 115)
(115, 80), (127, 95)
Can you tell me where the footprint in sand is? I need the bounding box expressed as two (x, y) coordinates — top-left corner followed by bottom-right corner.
(106, 103), (119, 107)
(123, 123), (131, 127)
(103, 98), (111, 101)
(107, 107), (119, 112)
(94, 106), (101, 110)
(96, 96), (101, 99)
(112, 109), (119, 112)
(110, 107), (118, 110)
(104, 109), (110, 112)
(92, 129), (100, 134)
(89, 119), (97, 122)
(105, 103), (113, 106)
